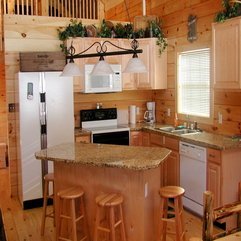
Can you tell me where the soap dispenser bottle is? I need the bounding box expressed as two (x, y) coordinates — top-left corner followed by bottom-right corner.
(174, 113), (178, 128)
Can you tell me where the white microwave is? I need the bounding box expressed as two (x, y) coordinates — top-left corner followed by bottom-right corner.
(82, 64), (122, 93)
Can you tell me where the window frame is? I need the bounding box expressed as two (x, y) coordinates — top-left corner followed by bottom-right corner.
(176, 45), (213, 125)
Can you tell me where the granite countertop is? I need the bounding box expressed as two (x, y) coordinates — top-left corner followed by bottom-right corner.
(35, 142), (171, 170)
(75, 122), (241, 150)
(143, 124), (241, 150)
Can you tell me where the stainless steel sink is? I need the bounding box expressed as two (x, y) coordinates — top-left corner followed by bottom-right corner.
(155, 126), (175, 132)
(171, 129), (201, 135)
(155, 126), (201, 135)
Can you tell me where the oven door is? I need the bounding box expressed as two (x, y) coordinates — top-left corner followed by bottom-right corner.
(92, 130), (129, 146)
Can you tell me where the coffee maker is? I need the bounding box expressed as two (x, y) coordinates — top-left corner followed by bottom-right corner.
(144, 102), (156, 123)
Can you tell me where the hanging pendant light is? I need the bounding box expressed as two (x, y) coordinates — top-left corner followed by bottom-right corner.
(90, 56), (114, 75)
(123, 50), (147, 73)
(60, 59), (82, 77)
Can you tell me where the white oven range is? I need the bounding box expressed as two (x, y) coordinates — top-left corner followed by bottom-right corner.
(80, 108), (130, 145)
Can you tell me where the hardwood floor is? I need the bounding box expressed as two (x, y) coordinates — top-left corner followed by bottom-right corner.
(0, 168), (203, 241)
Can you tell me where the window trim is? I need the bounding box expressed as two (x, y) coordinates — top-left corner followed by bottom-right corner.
(176, 44), (213, 125)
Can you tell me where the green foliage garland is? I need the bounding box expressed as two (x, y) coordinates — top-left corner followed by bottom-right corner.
(215, 0), (241, 22)
(57, 19), (167, 55)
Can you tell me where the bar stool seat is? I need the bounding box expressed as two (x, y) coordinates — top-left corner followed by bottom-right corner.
(159, 186), (186, 241)
(41, 172), (55, 235)
(57, 186), (88, 241)
(94, 193), (126, 241)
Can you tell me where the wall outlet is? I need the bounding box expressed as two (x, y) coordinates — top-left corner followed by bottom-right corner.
(167, 108), (171, 117)
(218, 112), (222, 124)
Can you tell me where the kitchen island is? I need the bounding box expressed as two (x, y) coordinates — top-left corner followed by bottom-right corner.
(35, 142), (171, 241)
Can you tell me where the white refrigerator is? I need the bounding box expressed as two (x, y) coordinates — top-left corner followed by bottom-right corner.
(18, 72), (74, 209)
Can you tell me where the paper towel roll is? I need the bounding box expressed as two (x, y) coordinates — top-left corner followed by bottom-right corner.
(129, 105), (136, 124)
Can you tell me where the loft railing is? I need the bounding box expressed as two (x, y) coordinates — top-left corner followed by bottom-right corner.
(2, 0), (99, 19)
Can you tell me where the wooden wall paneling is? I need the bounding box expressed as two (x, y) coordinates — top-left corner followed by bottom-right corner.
(5, 51), (19, 196)
(167, 75), (175, 89)
(214, 90), (241, 106)
(213, 120), (241, 135)
(0, 52), (7, 144)
(214, 105), (241, 123)
(74, 90), (154, 127)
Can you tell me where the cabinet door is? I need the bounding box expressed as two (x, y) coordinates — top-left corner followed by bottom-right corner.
(130, 131), (142, 146)
(162, 150), (180, 186)
(207, 148), (221, 208)
(135, 39), (152, 89)
(166, 151), (180, 186)
(67, 38), (85, 92)
(142, 132), (150, 146)
(207, 162), (221, 208)
(213, 18), (241, 89)
(120, 38), (168, 90)
(120, 39), (137, 89)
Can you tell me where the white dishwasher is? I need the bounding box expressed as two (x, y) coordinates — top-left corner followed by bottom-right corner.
(180, 141), (207, 216)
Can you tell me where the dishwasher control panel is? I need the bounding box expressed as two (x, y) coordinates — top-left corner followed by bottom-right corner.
(179, 141), (207, 162)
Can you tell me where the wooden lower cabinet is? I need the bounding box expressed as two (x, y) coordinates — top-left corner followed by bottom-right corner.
(75, 135), (90, 143)
(130, 131), (142, 146)
(162, 150), (180, 186)
(149, 132), (180, 186)
(142, 132), (150, 146)
(207, 161), (221, 208)
(130, 131), (150, 146)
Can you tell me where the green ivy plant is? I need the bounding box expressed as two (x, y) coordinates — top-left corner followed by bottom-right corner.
(148, 20), (168, 54)
(58, 19), (86, 53)
(58, 19), (86, 40)
(57, 19), (167, 55)
(98, 19), (112, 38)
(215, 0), (241, 22)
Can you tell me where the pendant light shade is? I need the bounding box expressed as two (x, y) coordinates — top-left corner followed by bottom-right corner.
(123, 56), (147, 73)
(60, 59), (82, 77)
(90, 58), (114, 75)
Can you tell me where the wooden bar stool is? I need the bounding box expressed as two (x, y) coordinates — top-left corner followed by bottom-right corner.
(57, 186), (88, 241)
(41, 172), (55, 235)
(159, 186), (186, 241)
(94, 193), (126, 241)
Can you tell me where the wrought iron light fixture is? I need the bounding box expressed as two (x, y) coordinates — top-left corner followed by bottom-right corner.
(61, 38), (147, 76)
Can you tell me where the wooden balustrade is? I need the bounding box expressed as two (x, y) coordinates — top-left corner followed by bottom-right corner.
(2, 0), (99, 19)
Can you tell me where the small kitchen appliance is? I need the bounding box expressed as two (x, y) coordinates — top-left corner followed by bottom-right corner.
(144, 101), (155, 123)
(81, 108), (130, 145)
(83, 64), (122, 93)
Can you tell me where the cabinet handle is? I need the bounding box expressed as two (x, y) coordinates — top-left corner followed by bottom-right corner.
(209, 154), (215, 158)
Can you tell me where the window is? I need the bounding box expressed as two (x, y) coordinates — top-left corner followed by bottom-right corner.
(177, 48), (210, 118)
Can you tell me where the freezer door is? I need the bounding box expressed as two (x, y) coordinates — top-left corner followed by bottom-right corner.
(44, 72), (74, 173)
(18, 72), (43, 202)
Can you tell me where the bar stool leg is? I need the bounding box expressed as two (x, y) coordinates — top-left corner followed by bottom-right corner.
(119, 204), (126, 241)
(179, 197), (186, 241)
(160, 197), (168, 241)
(71, 199), (77, 241)
(109, 206), (116, 241)
(41, 177), (49, 235)
(174, 198), (181, 241)
(94, 206), (100, 241)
